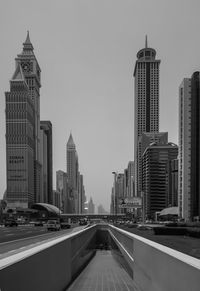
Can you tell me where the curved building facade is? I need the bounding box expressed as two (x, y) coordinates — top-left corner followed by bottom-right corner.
(31, 203), (60, 219)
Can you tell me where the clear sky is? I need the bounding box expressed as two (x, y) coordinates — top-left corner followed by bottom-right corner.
(0, 0), (200, 211)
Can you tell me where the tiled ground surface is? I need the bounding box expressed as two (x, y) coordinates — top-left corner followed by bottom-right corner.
(67, 250), (139, 291)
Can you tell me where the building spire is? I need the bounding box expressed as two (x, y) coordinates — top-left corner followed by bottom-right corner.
(145, 35), (148, 48)
(25, 31), (31, 44)
(22, 31), (34, 53)
(67, 132), (75, 147)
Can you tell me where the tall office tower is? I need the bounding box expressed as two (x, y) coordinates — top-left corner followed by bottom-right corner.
(88, 197), (95, 214)
(110, 172), (125, 214)
(110, 187), (115, 214)
(116, 173), (125, 214)
(179, 72), (200, 221)
(52, 190), (61, 209)
(77, 172), (81, 213)
(39, 128), (47, 203)
(134, 37), (160, 197)
(142, 142), (178, 220)
(97, 204), (107, 214)
(127, 161), (135, 198)
(123, 168), (128, 198)
(179, 78), (191, 221)
(190, 72), (200, 220)
(137, 132), (167, 217)
(5, 65), (35, 208)
(78, 173), (86, 214)
(13, 32), (41, 204)
(56, 170), (68, 213)
(66, 133), (79, 213)
(40, 121), (53, 204)
(169, 159), (178, 207)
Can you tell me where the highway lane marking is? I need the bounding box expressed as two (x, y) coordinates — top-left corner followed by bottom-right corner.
(0, 227), (82, 245)
(0, 249), (23, 259)
(0, 231), (74, 260)
(1, 229), (13, 231)
(0, 241), (50, 260)
(0, 227), (87, 263)
(0, 228), (73, 246)
(1, 229), (29, 233)
(17, 228), (29, 230)
(0, 226), (90, 270)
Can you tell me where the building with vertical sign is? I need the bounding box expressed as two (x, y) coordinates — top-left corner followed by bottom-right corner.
(5, 32), (42, 208)
(5, 65), (35, 208)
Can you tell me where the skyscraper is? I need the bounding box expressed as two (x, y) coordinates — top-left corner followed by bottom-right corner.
(6, 32), (42, 208)
(78, 173), (86, 214)
(39, 127), (47, 203)
(138, 132), (168, 201)
(66, 133), (79, 213)
(142, 142), (178, 220)
(40, 121), (53, 204)
(179, 72), (200, 221)
(169, 159), (178, 207)
(190, 72), (200, 220)
(110, 187), (115, 215)
(112, 173), (125, 214)
(134, 36), (160, 197)
(52, 190), (61, 209)
(88, 197), (95, 214)
(97, 204), (107, 214)
(5, 65), (35, 208)
(56, 170), (68, 213)
(127, 161), (135, 198)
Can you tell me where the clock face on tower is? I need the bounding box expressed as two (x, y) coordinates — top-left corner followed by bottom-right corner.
(21, 62), (32, 73)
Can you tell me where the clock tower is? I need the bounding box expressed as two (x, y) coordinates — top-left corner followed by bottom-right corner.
(15, 31), (42, 203)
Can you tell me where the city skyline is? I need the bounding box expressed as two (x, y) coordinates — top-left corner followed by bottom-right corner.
(1, 0), (200, 211)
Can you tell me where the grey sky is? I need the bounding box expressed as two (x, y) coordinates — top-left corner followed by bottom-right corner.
(0, 0), (200, 211)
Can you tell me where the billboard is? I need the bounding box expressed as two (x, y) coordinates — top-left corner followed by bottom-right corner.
(119, 197), (142, 208)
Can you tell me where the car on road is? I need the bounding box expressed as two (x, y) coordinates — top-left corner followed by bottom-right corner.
(137, 224), (152, 230)
(4, 219), (18, 227)
(46, 220), (61, 231)
(34, 221), (44, 227)
(17, 218), (27, 224)
(127, 222), (137, 228)
(79, 219), (87, 226)
(60, 222), (71, 229)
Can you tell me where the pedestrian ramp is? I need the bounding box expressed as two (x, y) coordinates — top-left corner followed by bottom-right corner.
(67, 250), (139, 291)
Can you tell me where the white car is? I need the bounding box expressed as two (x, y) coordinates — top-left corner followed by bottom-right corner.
(46, 220), (61, 231)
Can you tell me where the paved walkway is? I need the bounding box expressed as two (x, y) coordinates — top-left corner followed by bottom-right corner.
(67, 250), (139, 291)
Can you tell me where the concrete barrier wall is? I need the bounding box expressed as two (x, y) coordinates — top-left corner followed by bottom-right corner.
(109, 225), (200, 291)
(1, 224), (199, 291)
(108, 226), (134, 277)
(0, 226), (96, 291)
